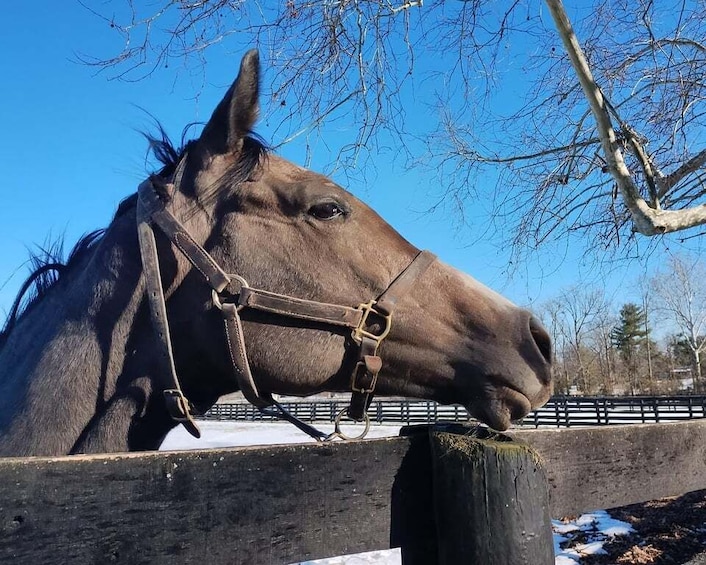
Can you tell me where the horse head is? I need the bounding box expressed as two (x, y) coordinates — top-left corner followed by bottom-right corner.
(153, 50), (553, 434)
(0, 50), (552, 456)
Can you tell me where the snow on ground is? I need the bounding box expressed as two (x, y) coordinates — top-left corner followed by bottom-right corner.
(553, 511), (634, 564)
(161, 421), (635, 564)
(160, 420), (403, 450)
(295, 549), (402, 565)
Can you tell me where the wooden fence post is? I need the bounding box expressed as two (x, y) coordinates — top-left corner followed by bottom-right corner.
(429, 424), (554, 565)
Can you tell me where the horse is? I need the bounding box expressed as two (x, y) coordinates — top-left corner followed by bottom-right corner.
(0, 50), (552, 456)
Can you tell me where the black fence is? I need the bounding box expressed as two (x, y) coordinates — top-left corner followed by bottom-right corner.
(9, 421), (706, 564)
(203, 394), (706, 428)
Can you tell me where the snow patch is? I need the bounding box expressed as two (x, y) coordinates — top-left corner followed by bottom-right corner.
(553, 510), (634, 563)
(292, 549), (401, 565)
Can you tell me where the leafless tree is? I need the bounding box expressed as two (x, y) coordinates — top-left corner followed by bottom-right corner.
(80, 0), (706, 256)
(537, 298), (570, 394)
(77, 0), (443, 170)
(438, 1), (706, 258)
(651, 254), (706, 391)
(639, 277), (655, 391)
(541, 286), (610, 394)
(587, 314), (619, 394)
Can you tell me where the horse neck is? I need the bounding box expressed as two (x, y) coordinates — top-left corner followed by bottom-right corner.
(0, 212), (176, 456)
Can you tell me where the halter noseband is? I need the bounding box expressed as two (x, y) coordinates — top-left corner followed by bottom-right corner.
(136, 174), (435, 440)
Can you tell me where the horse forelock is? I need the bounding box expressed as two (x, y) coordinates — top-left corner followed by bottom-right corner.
(145, 122), (268, 189)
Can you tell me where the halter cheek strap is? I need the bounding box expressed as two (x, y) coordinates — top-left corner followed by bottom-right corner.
(136, 176), (436, 440)
(346, 249), (437, 421)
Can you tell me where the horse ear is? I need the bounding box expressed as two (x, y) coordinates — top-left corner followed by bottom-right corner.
(198, 49), (260, 156)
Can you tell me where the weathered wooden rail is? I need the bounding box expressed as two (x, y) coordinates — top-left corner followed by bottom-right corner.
(1, 420), (705, 563)
(205, 394), (706, 427)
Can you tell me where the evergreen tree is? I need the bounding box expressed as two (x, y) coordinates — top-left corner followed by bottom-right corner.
(610, 303), (649, 394)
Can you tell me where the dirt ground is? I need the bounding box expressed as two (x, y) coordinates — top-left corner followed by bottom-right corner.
(579, 489), (706, 564)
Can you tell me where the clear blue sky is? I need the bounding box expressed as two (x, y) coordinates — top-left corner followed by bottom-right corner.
(0, 2), (659, 319)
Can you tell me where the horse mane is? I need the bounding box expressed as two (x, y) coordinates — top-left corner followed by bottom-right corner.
(0, 231), (105, 349)
(0, 123), (268, 350)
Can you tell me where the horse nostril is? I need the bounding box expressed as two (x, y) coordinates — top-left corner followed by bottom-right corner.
(529, 315), (552, 364)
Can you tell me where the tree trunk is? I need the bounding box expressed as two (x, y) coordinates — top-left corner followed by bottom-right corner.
(644, 297), (654, 393)
(694, 349), (702, 393)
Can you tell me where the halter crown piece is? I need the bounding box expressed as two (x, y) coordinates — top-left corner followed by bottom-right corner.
(136, 166), (435, 441)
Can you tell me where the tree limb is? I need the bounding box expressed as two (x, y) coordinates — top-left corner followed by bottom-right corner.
(657, 149), (706, 198)
(545, 0), (706, 236)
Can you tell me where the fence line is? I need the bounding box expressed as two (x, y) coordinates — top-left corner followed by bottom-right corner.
(4, 420), (706, 564)
(203, 395), (706, 427)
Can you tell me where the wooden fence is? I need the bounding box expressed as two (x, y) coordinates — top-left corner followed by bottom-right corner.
(205, 394), (706, 427)
(1, 420), (705, 563)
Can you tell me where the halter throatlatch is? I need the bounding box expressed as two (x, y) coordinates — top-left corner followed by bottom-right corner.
(136, 173), (436, 441)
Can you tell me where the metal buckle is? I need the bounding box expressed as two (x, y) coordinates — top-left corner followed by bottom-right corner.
(212, 274), (250, 311)
(351, 364), (379, 394)
(351, 300), (392, 344)
(163, 389), (202, 438)
(350, 355), (382, 393)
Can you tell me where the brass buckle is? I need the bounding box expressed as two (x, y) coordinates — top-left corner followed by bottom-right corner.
(351, 362), (379, 393)
(350, 355), (382, 393)
(351, 300), (392, 344)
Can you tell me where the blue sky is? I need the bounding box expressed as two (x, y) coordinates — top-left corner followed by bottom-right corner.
(0, 2), (662, 319)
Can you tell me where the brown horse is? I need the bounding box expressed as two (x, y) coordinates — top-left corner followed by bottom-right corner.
(0, 50), (552, 456)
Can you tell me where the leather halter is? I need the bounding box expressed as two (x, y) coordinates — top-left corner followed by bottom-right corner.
(136, 173), (436, 440)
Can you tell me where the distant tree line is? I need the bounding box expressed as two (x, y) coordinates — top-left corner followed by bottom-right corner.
(539, 255), (706, 396)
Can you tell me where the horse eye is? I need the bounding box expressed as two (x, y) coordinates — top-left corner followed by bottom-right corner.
(308, 202), (345, 220)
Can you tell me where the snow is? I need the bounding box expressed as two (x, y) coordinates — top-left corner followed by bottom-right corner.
(161, 421), (636, 564)
(295, 549), (402, 565)
(160, 420), (403, 450)
(553, 511), (634, 564)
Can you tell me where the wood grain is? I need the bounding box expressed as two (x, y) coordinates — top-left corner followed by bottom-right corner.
(429, 429), (554, 565)
(0, 438), (427, 564)
(511, 420), (706, 517)
(0, 421), (704, 563)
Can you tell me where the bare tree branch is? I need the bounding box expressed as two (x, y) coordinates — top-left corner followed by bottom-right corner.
(658, 149), (706, 197)
(546, 0), (706, 236)
(78, 0), (706, 259)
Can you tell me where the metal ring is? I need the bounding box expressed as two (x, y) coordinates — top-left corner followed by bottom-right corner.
(333, 409), (371, 440)
(212, 274), (250, 311)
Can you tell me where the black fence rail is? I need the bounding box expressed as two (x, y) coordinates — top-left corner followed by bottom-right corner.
(8, 421), (706, 564)
(203, 395), (706, 427)
(524, 395), (706, 427)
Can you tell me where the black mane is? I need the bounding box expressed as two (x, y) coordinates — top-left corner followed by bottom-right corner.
(0, 124), (268, 348)
(143, 122), (193, 179)
(0, 231), (104, 349)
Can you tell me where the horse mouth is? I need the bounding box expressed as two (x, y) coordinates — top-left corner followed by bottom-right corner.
(468, 386), (533, 432)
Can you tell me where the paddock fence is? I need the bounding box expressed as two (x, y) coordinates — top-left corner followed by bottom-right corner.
(204, 394), (706, 427)
(2, 420), (706, 564)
